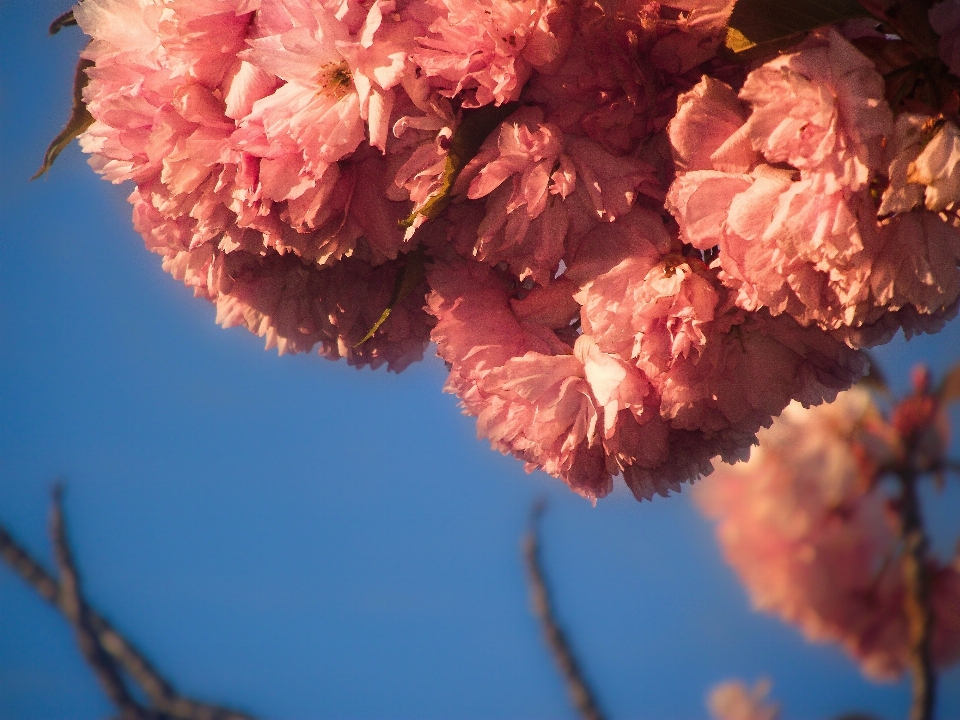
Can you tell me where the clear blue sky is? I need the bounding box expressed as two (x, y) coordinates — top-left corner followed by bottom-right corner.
(1, 5), (959, 719)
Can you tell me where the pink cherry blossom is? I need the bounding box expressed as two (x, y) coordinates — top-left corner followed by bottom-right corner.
(453, 106), (575, 283)
(667, 45), (960, 342)
(737, 29), (891, 193)
(165, 237), (432, 369)
(67, 0), (960, 500)
(695, 388), (960, 678)
(410, 0), (569, 107)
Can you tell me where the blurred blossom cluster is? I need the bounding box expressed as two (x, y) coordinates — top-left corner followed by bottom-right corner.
(707, 679), (779, 720)
(695, 375), (960, 680)
(67, 0), (960, 500)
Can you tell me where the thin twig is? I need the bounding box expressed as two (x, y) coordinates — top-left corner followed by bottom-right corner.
(0, 527), (60, 601)
(0, 494), (258, 720)
(523, 501), (605, 720)
(895, 472), (937, 720)
(50, 486), (150, 720)
(1, 523), (178, 705)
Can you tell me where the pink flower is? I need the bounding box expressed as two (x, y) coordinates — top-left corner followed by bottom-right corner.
(869, 211), (960, 324)
(526, 0), (734, 155)
(648, 0), (736, 75)
(668, 77), (757, 174)
(737, 29), (891, 193)
(667, 45), (960, 342)
(909, 120), (960, 211)
(695, 388), (960, 678)
(236, 0), (421, 167)
(579, 253), (866, 464)
(879, 113), (935, 216)
(453, 106), (574, 283)
(411, 0), (569, 107)
(69, 0), (957, 502)
(426, 257), (614, 500)
(163, 237), (432, 369)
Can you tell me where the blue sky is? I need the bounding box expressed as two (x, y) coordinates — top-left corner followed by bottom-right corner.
(1, 5), (959, 719)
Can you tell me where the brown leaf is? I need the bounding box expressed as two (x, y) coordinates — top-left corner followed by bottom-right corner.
(49, 10), (77, 35)
(32, 57), (95, 180)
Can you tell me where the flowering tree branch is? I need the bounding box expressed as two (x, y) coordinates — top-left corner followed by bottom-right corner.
(887, 368), (952, 720)
(695, 361), (960, 720)
(523, 502), (606, 720)
(0, 488), (258, 720)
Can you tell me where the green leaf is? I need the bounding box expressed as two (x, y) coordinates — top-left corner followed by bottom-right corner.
(354, 249), (428, 347)
(400, 102), (519, 229)
(49, 10), (77, 35)
(32, 57), (95, 180)
(938, 362), (960, 405)
(724, 0), (870, 55)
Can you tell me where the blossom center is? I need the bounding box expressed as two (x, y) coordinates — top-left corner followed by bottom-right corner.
(315, 61), (352, 98)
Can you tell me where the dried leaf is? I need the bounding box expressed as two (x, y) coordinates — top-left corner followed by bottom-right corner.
(49, 10), (77, 35)
(724, 0), (869, 55)
(354, 250), (428, 347)
(938, 362), (960, 404)
(32, 57), (95, 180)
(400, 102), (519, 229)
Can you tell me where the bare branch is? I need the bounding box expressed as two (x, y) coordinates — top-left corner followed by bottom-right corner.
(0, 492), (258, 720)
(523, 501), (606, 720)
(894, 473), (937, 720)
(0, 527), (60, 602)
(50, 486), (151, 720)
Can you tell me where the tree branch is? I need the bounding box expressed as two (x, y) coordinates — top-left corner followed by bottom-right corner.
(0, 490), (258, 720)
(895, 472), (937, 720)
(50, 486), (152, 720)
(523, 501), (606, 720)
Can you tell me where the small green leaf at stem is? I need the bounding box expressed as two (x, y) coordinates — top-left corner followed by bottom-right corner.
(400, 102), (520, 229)
(354, 249), (428, 347)
(32, 57), (95, 180)
(724, 0), (869, 56)
(49, 10), (78, 35)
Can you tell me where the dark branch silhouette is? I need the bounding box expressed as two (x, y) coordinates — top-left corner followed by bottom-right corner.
(48, 10), (77, 35)
(0, 487), (258, 720)
(50, 486), (148, 719)
(523, 500), (606, 720)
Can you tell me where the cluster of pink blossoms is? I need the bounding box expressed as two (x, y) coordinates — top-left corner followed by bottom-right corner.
(694, 381), (960, 680)
(73, 0), (960, 500)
